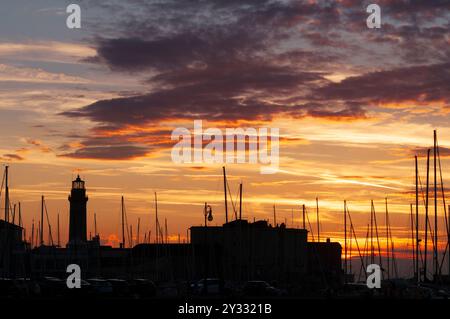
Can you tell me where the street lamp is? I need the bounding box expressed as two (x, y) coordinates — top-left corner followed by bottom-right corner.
(203, 203), (213, 295)
(204, 203), (213, 226)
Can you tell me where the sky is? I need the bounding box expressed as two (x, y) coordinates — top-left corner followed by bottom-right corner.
(0, 0), (449, 278)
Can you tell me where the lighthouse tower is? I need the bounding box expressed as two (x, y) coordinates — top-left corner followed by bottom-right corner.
(68, 175), (88, 245)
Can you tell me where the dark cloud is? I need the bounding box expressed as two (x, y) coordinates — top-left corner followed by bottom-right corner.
(58, 129), (176, 160)
(305, 104), (367, 121)
(62, 0), (449, 160)
(1, 154), (24, 161)
(26, 138), (53, 153)
(86, 34), (226, 72)
(411, 146), (450, 158)
(61, 146), (150, 160)
(314, 63), (450, 106)
(63, 57), (330, 127)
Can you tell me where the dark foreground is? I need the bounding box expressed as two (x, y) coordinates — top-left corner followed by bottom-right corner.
(1, 277), (450, 300)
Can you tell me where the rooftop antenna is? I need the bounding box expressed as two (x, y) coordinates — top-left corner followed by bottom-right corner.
(223, 167), (228, 224)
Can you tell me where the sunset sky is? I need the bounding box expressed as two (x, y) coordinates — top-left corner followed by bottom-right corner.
(0, 0), (449, 278)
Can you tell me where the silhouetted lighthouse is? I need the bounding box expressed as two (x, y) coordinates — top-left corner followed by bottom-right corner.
(68, 175), (88, 244)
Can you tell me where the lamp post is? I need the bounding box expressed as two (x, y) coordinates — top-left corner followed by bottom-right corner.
(204, 203), (213, 227)
(203, 203), (213, 294)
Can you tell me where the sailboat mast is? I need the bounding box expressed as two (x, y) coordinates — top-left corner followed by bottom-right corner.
(4, 165), (9, 222)
(165, 218), (168, 243)
(410, 203), (415, 279)
(344, 200), (347, 280)
(130, 225), (133, 247)
(155, 192), (158, 244)
(434, 130), (438, 279)
(273, 205), (276, 226)
(223, 166), (228, 224)
(18, 202), (21, 227)
(94, 213), (98, 237)
(302, 204), (306, 229)
(424, 149), (430, 281)
(436, 133), (449, 278)
(385, 198), (390, 280)
(316, 197), (320, 242)
(348, 207), (366, 277)
(31, 219), (35, 248)
(415, 155), (420, 283)
(40, 195), (44, 246)
(36, 221), (40, 248)
(239, 183), (243, 220)
(137, 217), (140, 245)
(370, 201), (374, 264)
(57, 213), (60, 247)
(121, 196), (125, 248)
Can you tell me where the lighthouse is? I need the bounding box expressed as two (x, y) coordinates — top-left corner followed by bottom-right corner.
(68, 175), (88, 245)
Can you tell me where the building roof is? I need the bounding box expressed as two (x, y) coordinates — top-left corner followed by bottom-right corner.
(0, 219), (23, 231)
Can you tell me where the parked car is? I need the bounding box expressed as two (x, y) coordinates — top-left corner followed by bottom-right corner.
(64, 279), (91, 298)
(86, 278), (113, 296)
(37, 277), (66, 298)
(108, 279), (130, 297)
(0, 278), (19, 298)
(191, 278), (222, 295)
(129, 279), (157, 298)
(242, 281), (286, 297)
